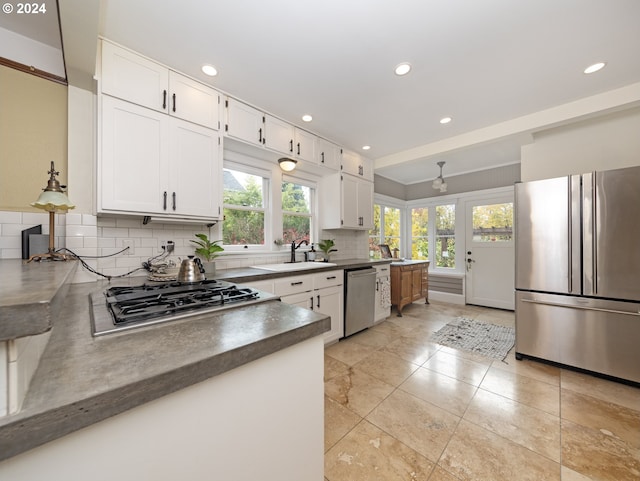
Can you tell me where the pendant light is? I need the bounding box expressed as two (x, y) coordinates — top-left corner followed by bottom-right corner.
(432, 161), (448, 193)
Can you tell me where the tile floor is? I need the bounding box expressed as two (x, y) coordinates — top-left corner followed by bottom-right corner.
(323, 301), (640, 481)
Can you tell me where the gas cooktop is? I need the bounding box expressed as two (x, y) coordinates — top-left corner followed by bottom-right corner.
(90, 279), (278, 336)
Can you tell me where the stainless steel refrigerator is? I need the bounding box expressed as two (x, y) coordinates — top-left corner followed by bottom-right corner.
(515, 165), (640, 384)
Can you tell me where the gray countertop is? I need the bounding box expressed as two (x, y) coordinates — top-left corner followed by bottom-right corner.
(0, 259), (78, 341)
(0, 269), (329, 461)
(216, 258), (392, 283)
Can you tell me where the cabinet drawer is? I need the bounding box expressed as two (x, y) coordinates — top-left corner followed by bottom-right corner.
(273, 275), (313, 296)
(314, 270), (343, 289)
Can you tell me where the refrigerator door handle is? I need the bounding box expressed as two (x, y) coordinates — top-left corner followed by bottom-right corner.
(569, 175), (582, 295)
(521, 298), (640, 316)
(582, 172), (596, 295)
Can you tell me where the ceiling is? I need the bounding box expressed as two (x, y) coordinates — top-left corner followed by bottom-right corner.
(4, 0), (640, 184)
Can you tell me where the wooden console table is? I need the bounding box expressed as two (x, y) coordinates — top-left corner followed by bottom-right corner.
(390, 260), (429, 316)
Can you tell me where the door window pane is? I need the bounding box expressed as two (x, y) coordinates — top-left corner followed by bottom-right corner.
(383, 207), (401, 252)
(436, 204), (455, 268)
(472, 203), (513, 242)
(411, 207), (429, 260)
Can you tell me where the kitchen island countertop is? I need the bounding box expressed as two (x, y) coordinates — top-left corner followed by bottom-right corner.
(0, 271), (329, 461)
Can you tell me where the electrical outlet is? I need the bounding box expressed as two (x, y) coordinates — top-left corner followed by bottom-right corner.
(122, 239), (135, 255)
(161, 240), (175, 253)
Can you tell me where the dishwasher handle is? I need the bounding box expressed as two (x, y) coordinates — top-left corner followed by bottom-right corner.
(346, 268), (376, 279)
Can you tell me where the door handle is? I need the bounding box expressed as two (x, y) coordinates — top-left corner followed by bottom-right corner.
(466, 258), (475, 271)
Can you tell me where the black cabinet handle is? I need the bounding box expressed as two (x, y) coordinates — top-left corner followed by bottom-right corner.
(172, 192), (176, 211)
(321, 152), (325, 163)
(291, 281), (303, 286)
(163, 191), (167, 210)
(310, 297), (314, 310)
(289, 139), (293, 153)
(162, 90), (167, 109)
(258, 128), (263, 143)
(326, 276), (337, 280)
(316, 295), (320, 308)
(172, 93), (176, 112)
(297, 142), (301, 155)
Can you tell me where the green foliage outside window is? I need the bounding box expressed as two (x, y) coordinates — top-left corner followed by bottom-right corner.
(282, 181), (311, 244)
(223, 170), (265, 245)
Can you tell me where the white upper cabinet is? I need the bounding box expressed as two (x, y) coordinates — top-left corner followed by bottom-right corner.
(264, 115), (294, 154)
(101, 41), (221, 130)
(294, 128), (316, 164)
(319, 172), (374, 230)
(316, 138), (341, 171)
(100, 96), (221, 220)
(224, 98), (264, 146)
(342, 149), (374, 181)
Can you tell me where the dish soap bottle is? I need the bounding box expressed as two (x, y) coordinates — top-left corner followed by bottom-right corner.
(308, 244), (316, 261)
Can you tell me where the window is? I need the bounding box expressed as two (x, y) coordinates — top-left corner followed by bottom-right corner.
(282, 179), (313, 244)
(436, 204), (455, 268)
(472, 203), (513, 242)
(222, 167), (267, 246)
(411, 207), (429, 260)
(370, 203), (401, 257)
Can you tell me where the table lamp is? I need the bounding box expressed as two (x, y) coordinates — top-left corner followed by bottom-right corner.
(28, 161), (75, 262)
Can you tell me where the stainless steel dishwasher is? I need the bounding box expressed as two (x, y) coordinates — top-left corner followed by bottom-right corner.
(343, 267), (377, 337)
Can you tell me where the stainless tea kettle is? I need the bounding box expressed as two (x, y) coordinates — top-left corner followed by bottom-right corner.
(177, 256), (206, 283)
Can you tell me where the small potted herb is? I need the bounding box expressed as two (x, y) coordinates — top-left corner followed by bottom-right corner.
(317, 239), (337, 262)
(190, 233), (224, 275)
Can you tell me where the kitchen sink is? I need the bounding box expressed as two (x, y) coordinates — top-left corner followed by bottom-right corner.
(251, 262), (337, 272)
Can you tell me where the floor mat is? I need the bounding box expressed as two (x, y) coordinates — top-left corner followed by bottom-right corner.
(430, 317), (515, 361)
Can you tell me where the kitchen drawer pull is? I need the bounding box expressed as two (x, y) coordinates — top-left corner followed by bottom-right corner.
(291, 281), (303, 286)
(521, 298), (640, 316)
(172, 192), (176, 210)
(172, 93), (176, 112)
(163, 191), (167, 210)
(326, 276), (337, 280)
(162, 90), (167, 109)
(310, 297), (314, 309)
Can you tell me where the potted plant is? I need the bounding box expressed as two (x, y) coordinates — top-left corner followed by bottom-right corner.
(317, 239), (337, 262)
(190, 233), (224, 275)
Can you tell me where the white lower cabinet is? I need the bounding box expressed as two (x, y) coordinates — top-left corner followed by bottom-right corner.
(100, 95), (221, 220)
(274, 270), (344, 344)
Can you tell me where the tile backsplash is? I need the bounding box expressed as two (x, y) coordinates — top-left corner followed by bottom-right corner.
(0, 210), (370, 282)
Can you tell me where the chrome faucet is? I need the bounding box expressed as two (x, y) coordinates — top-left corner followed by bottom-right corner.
(290, 239), (308, 262)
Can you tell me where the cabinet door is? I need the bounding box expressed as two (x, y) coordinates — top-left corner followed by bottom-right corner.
(169, 71), (220, 129)
(264, 115), (294, 155)
(316, 139), (341, 171)
(357, 179), (374, 229)
(341, 175), (360, 228)
(101, 41), (168, 113)
(224, 98), (264, 146)
(411, 267), (422, 301)
(101, 96), (168, 214)
(280, 291), (314, 309)
(341, 149), (362, 177)
(168, 118), (221, 219)
(294, 128), (316, 164)
(315, 285), (343, 343)
(375, 274), (391, 322)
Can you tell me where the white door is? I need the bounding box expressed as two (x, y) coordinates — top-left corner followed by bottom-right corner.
(465, 196), (515, 310)
(224, 98), (264, 146)
(168, 71), (221, 129)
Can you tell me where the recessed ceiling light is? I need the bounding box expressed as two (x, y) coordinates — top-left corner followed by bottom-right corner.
(394, 63), (412, 76)
(440, 117), (452, 124)
(584, 62), (606, 74)
(302, 114), (313, 122)
(201, 64), (218, 76)
(362, 145), (371, 151)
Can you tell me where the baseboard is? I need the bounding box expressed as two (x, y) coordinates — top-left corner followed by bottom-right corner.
(429, 291), (465, 305)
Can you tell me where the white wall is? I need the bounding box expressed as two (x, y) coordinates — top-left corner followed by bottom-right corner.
(521, 107), (640, 181)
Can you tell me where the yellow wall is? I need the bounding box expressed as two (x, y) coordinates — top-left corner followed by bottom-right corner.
(0, 65), (68, 211)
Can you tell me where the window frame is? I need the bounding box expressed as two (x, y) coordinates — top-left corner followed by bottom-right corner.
(281, 174), (317, 245)
(221, 161), (272, 252)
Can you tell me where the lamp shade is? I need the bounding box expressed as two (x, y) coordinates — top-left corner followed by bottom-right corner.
(31, 190), (75, 212)
(278, 157), (297, 172)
